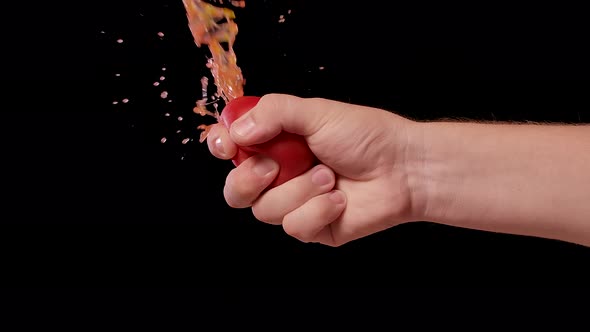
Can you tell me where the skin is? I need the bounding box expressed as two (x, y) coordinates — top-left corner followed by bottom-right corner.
(206, 93), (590, 247)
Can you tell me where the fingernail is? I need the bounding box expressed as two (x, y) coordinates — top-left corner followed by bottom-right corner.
(253, 157), (277, 177)
(329, 191), (345, 204)
(232, 116), (256, 137)
(214, 137), (225, 156)
(311, 168), (332, 186)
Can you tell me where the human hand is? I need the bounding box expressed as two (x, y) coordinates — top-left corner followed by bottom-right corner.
(206, 94), (425, 246)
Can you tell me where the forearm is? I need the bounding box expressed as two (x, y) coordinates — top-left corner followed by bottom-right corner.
(408, 121), (590, 246)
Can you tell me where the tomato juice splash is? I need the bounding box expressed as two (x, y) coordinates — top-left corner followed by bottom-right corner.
(182, 0), (246, 142)
(182, 0), (316, 188)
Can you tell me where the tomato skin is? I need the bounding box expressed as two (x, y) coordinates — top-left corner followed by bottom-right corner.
(219, 96), (317, 188)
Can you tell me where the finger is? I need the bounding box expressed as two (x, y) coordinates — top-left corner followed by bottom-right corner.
(282, 190), (347, 243)
(229, 93), (336, 146)
(223, 155), (279, 208)
(206, 123), (238, 160)
(251, 164), (336, 225)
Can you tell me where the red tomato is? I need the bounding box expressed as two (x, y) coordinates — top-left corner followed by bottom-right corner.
(219, 96), (317, 188)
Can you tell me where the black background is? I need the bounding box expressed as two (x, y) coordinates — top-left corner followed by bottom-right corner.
(2, 0), (590, 295)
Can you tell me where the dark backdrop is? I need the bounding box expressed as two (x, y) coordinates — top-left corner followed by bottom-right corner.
(2, 0), (590, 290)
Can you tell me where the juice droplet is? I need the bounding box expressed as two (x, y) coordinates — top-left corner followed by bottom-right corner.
(115, 73), (121, 77)
(178, 116), (184, 121)
(161, 137), (167, 143)
(162, 67), (167, 71)
(153, 82), (160, 87)
(116, 39), (124, 44)
(157, 32), (165, 38)
(160, 91), (169, 99)
(181, 138), (191, 144)
(160, 76), (166, 81)
(122, 98), (129, 103)
(164, 113), (170, 117)
(201, 76), (209, 99)
(113, 101), (119, 105)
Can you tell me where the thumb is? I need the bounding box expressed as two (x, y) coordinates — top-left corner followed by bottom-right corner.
(229, 93), (332, 146)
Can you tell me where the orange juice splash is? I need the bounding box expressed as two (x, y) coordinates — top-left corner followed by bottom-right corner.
(182, 0), (247, 142)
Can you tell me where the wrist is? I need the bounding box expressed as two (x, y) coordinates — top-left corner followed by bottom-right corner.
(398, 120), (433, 222)
(403, 121), (472, 224)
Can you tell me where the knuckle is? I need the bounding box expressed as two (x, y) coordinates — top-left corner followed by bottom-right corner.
(223, 185), (241, 208)
(258, 94), (281, 112)
(326, 241), (344, 248)
(224, 168), (238, 187)
(326, 229), (346, 248)
(282, 224), (301, 241)
(260, 93), (282, 103)
(223, 170), (253, 208)
(282, 215), (311, 243)
(306, 97), (324, 103)
(230, 186), (255, 208)
(251, 203), (280, 225)
(250, 204), (265, 222)
(310, 165), (336, 190)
